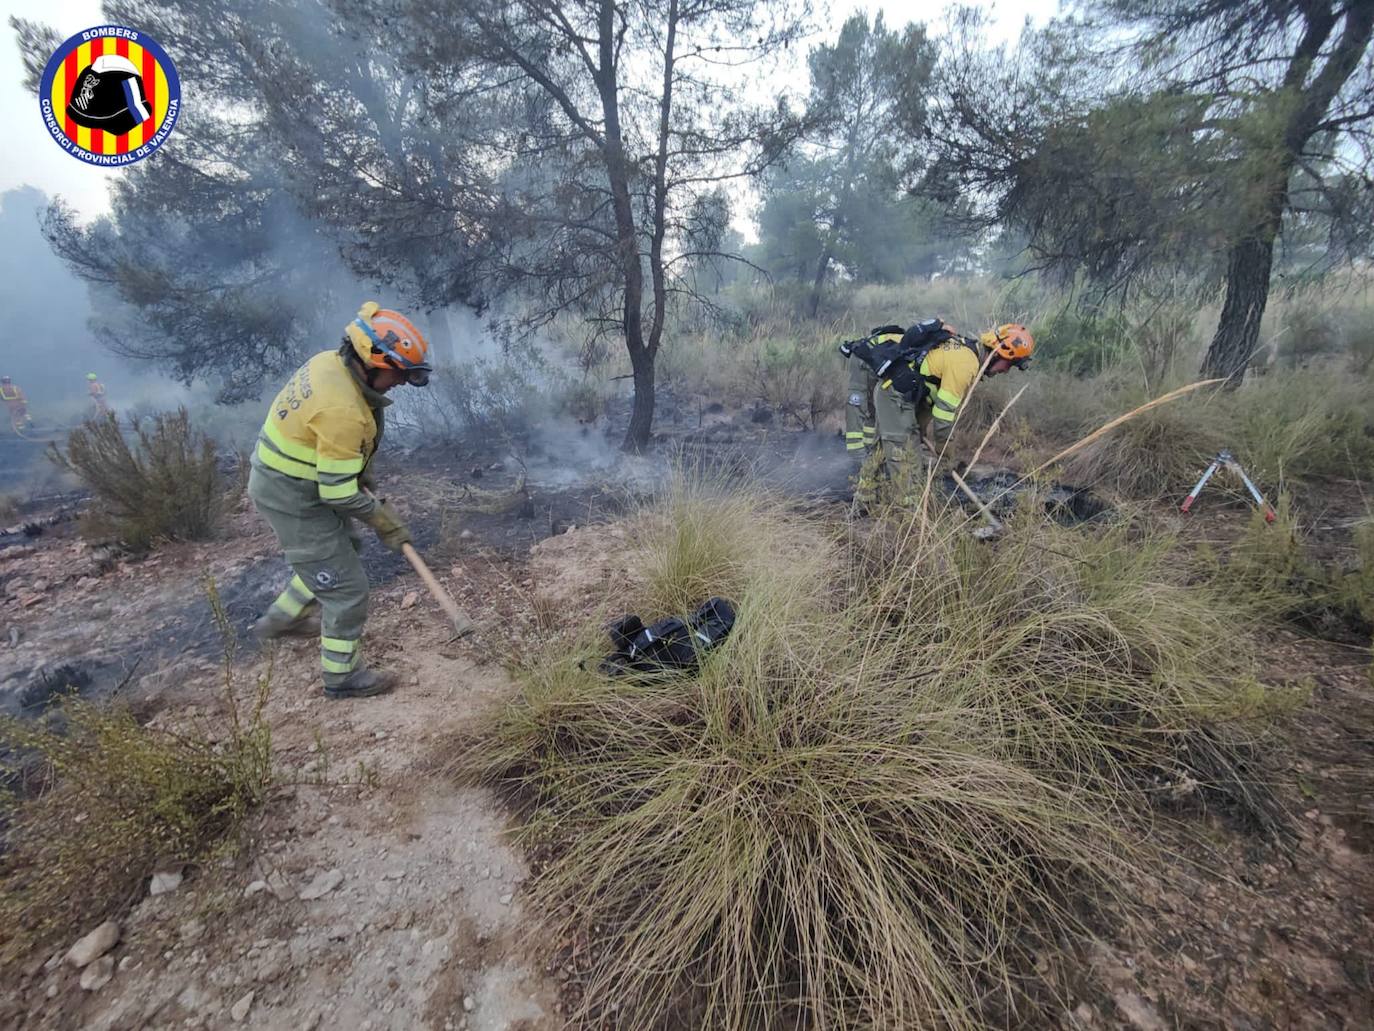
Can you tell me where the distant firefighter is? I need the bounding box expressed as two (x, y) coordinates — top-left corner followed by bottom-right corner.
(87, 372), (109, 414)
(1, 376), (33, 434)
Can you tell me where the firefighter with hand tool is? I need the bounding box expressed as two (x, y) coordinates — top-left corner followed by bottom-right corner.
(248, 301), (433, 699)
(1, 376), (33, 435)
(839, 320), (1034, 505)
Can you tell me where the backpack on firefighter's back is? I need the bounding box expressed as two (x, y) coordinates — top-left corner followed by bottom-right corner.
(839, 319), (981, 401)
(597, 597), (737, 677)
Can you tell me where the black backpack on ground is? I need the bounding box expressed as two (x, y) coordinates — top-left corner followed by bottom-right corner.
(597, 597), (736, 677)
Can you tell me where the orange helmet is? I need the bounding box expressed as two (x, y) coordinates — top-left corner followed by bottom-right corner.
(344, 301), (433, 385)
(981, 323), (1035, 366)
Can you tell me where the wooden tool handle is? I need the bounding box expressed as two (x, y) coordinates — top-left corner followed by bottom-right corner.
(950, 469), (1003, 531)
(364, 487), (476, 637)
(401, 542), (474, 636)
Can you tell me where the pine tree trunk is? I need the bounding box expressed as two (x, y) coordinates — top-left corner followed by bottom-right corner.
(623, 344), (656, 452)
(807, 245), (831, 319)
(1199, 0), (1374, 384)
(1201, 230), (1277, 384)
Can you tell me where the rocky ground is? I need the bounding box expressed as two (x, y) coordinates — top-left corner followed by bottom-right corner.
(1, 415), (1371, 1029)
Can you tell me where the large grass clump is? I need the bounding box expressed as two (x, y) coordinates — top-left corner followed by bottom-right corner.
(0, 663), (271, 965)
(49, 407), (239, 552)
(1039, 365), (1373, 498)
(465, 479), (1294, 1028)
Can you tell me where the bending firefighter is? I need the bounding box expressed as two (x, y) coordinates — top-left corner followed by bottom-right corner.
(248, 302), (433, 699)
(1, 376), (33, 435)
(839, 320), (1035, 504)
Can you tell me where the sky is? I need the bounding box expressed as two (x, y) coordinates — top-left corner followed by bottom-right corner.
(0, 0), (1059, 222)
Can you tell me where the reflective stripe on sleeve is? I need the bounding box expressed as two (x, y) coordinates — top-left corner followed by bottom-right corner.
(318, 478), (360, 500)
(318, 455), (365, 475)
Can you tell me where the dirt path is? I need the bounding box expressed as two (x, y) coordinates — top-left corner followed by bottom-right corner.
(6, 542), (561, 1030)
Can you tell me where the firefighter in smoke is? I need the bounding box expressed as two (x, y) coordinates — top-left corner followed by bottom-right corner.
(839, 320), (1035, 503)
(842, 326), (896, 508)
(87, 372), (109, 414)
(248, 302), (432, 699)
(1, 377), (33, 435)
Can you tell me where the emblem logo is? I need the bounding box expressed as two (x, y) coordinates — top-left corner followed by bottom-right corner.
(38, 26), (180, 166)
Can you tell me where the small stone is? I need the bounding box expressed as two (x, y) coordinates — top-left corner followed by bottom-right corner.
(180, 920), (205, 941)
(400, 591), (419, 610)
(264, 870), (296, 900)
(65, 920), (120, 968)
(254, 944), (290, 983)
(1113, 991), (1165, 1031)
(150, 867), (185, 896)
(384, 868), (406, 881)
(480, 867), (491, 880)
(119, 956), (136, 973)
(499, 893), (513, 905)
(230, 989), (255, 1022)
(459, 530), (474, 540)
(244, 880), (268, 897)
(300, 868), (344, 900)
(80, 955), (115, 991)
(463, 995), (475, 1012)
(46, 983), (58, 999)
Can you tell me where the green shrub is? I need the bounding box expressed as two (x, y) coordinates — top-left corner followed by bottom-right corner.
(0, 673), (271, 965)
(1126, 296), (1201, 385)
(48, 407), (236, 552)
(463, 479), (1293, 1028)
(748, 334), (842, 429)
(393, 356), (544, 442)
(1031, 307), (1132, 374)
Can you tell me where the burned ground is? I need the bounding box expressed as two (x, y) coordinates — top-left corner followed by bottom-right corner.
(0, 409), (1370, 1030)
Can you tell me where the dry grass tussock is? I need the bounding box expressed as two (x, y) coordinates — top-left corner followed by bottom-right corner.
(48, 407), (240, 552)
(0, 595), (272, 966)
(464, 476), (1298, 1028)
(1037, 366), (1374, 499)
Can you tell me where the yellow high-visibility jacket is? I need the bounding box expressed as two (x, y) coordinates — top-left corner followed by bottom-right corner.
(252, 349), (389, 518)
(0, 384), (25, 404)
(918, 341), (982, 441)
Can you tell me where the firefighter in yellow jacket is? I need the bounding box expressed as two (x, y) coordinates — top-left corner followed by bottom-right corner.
(248, 302), (433, 699)
(1, 376), (33, 434)
(841, 320), (1035, 501)
(842, 325), (901, 507)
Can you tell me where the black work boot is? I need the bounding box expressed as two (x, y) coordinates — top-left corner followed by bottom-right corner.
(323, 667), (395, 700)
(253, 602), (322, 642)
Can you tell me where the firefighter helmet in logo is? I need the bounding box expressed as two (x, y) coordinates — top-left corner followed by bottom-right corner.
(37, 26), (180, 167)
(66, 54), (151, 135)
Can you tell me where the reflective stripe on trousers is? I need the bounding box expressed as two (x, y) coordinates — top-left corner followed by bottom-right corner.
(267, 574), (317, 620)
